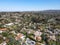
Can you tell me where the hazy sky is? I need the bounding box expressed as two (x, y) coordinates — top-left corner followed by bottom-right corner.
(0, 0), (60, 11)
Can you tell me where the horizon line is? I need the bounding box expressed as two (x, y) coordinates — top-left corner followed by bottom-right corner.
(0, 9), (60, 12)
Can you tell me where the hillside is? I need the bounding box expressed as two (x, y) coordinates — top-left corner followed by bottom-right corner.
(0, 10), (60, 45)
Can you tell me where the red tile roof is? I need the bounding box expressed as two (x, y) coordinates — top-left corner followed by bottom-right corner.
(0, 28), (7, 31)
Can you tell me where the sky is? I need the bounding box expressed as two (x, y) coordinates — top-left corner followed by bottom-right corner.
(0, 0), (60, 11)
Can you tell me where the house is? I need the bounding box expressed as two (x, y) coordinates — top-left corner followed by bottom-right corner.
(15, 33), (25, 41)
(34, 31), (42, 41)
(15, 33), (26, 45)
(0, 28), (7, 33)
(48, 18), (56, 23)
(4, 23), (14, 27)
(35, 36), (42, 41)
(49, 35), (56, 41)
(0, 41), (7, 45)
(27, 29), (35, 34)
(0, 28), (7, 31)
(25, 38), (35, 45)
(34, 31), (42, 37)
(10, 31), (16, 34)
